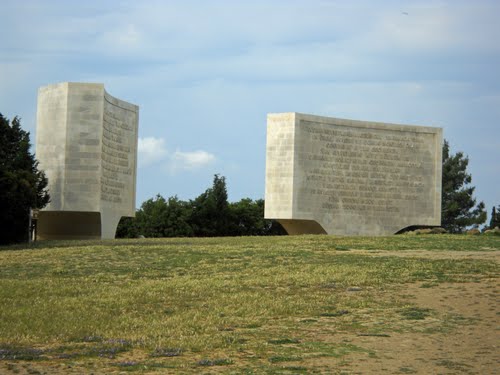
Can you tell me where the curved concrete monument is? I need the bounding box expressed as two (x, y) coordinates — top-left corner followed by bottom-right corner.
(265, 113), (442, 236)
(35, 82), (139, 239)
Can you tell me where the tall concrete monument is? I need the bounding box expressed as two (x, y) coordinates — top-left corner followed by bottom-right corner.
(35, 82), (139, 239)
(265, 113), (442, 236)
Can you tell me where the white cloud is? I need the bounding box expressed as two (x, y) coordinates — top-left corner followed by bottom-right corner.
(171, 150), (216, 171)
(138, 137), (168, 167)
(138, 137), (216, 172)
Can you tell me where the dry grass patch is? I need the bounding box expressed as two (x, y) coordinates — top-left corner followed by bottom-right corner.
(0, 234), (498, 373)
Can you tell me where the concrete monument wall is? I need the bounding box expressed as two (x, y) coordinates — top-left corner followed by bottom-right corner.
(35, 82), (139, 239)
(265, 113), (442, 236)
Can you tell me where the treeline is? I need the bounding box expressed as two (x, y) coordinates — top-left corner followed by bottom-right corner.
(116, 175), (286, 238)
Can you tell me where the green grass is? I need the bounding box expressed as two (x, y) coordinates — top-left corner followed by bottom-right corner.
(0, 234), (498, 372)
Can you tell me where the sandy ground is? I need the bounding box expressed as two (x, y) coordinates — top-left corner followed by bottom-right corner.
(352, 249), (500, 261)
(305, 250), (500, 374)
(329, 280), (499, 374)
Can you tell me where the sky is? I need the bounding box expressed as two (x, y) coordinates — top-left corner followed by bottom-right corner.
(1, 0), (499, 221)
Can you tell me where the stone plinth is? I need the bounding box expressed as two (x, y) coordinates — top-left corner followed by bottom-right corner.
(35, 82), (139, 239)
(265, 113), (442, 236)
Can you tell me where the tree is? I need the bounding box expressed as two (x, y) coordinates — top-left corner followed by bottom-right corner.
(441, 140), (486, 233)
(138, 194), (193, 238)
(136, 194), (170, 238)
(189, 174), (230, 236)
(228, 198), (287, 236)
(160, 196), (193, 237)
(116, 216), (139, 238)
(490, 206), (500, 229)
(229, 198), (266, 236)
(0, 114), (50, 244)
(116, 175), (287, 238)
(116, 195), (193, 238)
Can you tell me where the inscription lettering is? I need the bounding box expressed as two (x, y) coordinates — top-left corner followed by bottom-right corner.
(299, 121), (433, 216)
(101, 105), (135, 203)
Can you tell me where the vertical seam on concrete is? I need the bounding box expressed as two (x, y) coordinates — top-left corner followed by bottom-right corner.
(435, 128), (443, 224)
(291, 112), (297, 215)
(132, 106), (139, 214)
(62, 82), (69, 210)
(264, 115), (270, 217)
(99, 88), (105, 207)
(99, 86), (106, 237)
(266, 115), (275, 218)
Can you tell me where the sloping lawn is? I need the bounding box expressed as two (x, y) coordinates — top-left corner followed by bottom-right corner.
(0, 235), (498, 373)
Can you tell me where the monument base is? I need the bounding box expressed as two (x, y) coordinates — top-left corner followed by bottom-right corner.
(37, 211), (120, 240)
(278, 219), (327, 235)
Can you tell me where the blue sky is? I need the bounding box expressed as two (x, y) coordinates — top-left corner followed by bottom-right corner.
(1, 0), (499, 220)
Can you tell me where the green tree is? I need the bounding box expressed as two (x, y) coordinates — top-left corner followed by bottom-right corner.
(441, 140), (486, 233)
(116, 216), (139, 238)
(229, 198), (287, 236)
(116, 176), (286, 238)
(116, 195), (193, 238)
(0, 114), (50, 244)
(229, 198), (266, 235)
(135, 194), (193, 238)
(189, 174), (230, 236)
(160, 196), (193, 237)
(136, 195), (169, 237)
(490, 206), (500, 229)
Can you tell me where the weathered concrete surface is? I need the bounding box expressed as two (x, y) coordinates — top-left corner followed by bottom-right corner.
(36, 82), (139, 239)
(265, 113), (442, 236)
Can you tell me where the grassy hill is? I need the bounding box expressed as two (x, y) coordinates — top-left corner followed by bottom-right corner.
(0, 235), (498, 374)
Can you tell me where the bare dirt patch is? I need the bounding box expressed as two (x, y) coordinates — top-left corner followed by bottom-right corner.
(352, 249), (500, 261)
(292, 247), (500, 373)
(303, 279), (499, 374)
